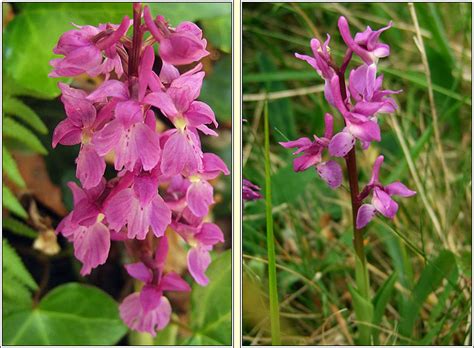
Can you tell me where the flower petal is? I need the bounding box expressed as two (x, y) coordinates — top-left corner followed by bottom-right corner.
(160, 273), (191, 292)
(125, 262), (153, 283)
(385, 182), (416, 197)
(186, 180), (214, 217)
(356, 204), (377, 229)
(372, 187), (398, 218)
(187, 247), (211, 286)
(76, 145), (105, 189)
(73, 222), (110, 276)
(316, 160), (343, 189)
(328, 131), (355, 157)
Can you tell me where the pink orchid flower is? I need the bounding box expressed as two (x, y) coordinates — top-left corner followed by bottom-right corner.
(104, 172), (171, 240)
(338, 16), (392, 65)
(92, 100), (161, 172)
(243, 179), (262, 201)
(52, 83), (116, 189)
(120, 237), (190, 335)
(56, 180), (110, 276)
(356, 155), (416, 229)
(50, 17), (130, 77)
(280, 113), (343, 189)
(144, 6), (209, 66)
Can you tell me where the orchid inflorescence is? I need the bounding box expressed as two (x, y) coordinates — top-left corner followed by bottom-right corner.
(280, 16), (415, 228)
(50, 3), (229, 335)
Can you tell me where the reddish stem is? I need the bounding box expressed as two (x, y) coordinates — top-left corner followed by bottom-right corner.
(337, 69), (365, 264)
(128, 4), (143, 79)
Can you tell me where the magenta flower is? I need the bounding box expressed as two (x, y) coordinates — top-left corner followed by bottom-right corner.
(243, 179), (262, 201)
(280, 113), (343, 189)
(295, 35), (337, 106)
(104, 172), (171, 240)
(50, 17), (130, 77)
(338, 16), (392, 65)
(56, 180), (110, 276)
(173, 221), (224, 286)
(93, 101), (161, 172)
(52, 83), (113, 189)
(119, 237), (191, 335)
(356, 155), (416, 229)
(144, 6), (209, 66)
(51, 4), (226, 335)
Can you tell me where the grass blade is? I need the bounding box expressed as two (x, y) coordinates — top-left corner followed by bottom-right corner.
(263, 100), (281, 345)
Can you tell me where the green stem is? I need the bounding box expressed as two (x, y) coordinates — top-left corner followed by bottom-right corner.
(263, 100), (281, 345)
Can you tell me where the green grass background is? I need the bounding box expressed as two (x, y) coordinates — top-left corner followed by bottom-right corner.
(242, 3), (471, 345)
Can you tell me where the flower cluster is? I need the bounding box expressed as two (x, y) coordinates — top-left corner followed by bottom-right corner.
(281, 16), (415, 227)
(51, 4), (229, 336)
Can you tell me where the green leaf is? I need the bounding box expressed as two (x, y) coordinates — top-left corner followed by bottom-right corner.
(270, 163), (315, 205)
(3, 283), (127, 345)
(3, 118), (48, 155)
(2, 146), (26, 188)
(349, 284), (374, 345)
(2, 271), (33, 316)
(200, 55), (232, 122)
(201, 15), (231, 53)
(2, 239), (37, 290)
(3, 217), (37, 239)
(190, 250), (231, 345)
(3, 97), (48, 134)
(399, 250), (457, 338)
(2, 185), (28, 218)
(372, 272), (398, 344)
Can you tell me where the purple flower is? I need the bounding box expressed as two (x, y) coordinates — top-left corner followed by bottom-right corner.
(356, 155), (416, 229)
(119, 237), (191, 335)
(92, 100), (161, 172)
(173, 220), (224, 286)
(243, 179), (262, 201)
(104, 172), (171, 240)
(295, 35), (337, 106)
(50, 18), (130, 77)
(280, 113), (343, 189)
(144, 6), (209, 66)
(56, 180), (110, 276)
(338, 16), (392, 65)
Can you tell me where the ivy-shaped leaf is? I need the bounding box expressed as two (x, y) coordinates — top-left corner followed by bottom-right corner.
(3, 283), (127, 345)
(3, 117), (48, 155)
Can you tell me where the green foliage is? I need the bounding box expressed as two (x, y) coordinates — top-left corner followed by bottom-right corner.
(188, 250), (231, 345)
(2, 185), (27, 218)
(3, 217), (38, 239)
(3, 145), (26, 188)
(348, 285), (374, 345)
(3, 117), (48, 155)
(201, 55), (232, 122)
(3, 283), (127, 345)
(399, 250), (458, 339)
(3, 96), (48, 134)
(2, 239), (37, 316)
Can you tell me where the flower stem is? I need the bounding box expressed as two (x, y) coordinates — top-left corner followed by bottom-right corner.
(263, 100), (281, 345)
(338, 69), (371, 342)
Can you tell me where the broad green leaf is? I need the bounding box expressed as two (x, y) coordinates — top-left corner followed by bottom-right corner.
(349, 284), (374, 345)
(2, 146), (26, 188)
(200, 55), (232, 122)
(190, 250), (231, 345)
(2, 271), (33, 316)
(3, 283), (127, 345)
(3, 217), (37, 239)
(3, 97), (48, 134)
(5, 3), (230, 99)
(201, 15), (232, 53)
(372, 271), (397, 344)
(399, 250), (457, 338)
(2, 185), (28, 218)
(269, 163), (315, 205)
(3, 118), (48, 155)
(2, 239), (37, 290)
